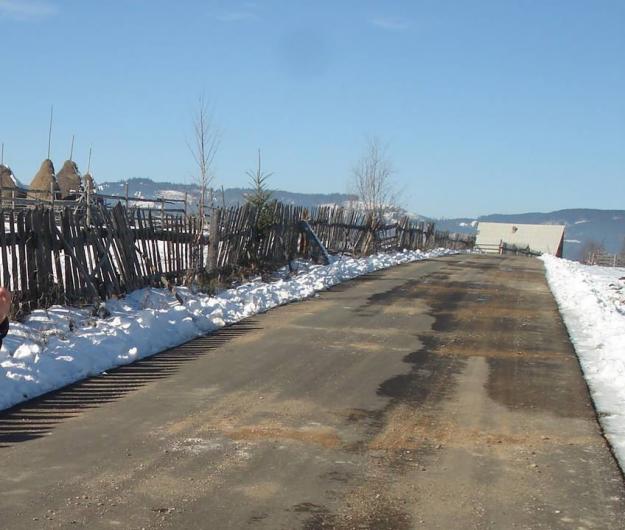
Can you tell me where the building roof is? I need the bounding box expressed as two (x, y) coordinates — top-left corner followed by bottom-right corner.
(475, 222), (565, 255)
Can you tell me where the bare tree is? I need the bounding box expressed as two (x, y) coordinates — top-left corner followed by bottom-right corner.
(188, 96), (220, 219)
(579, 239), (605, 264)
(184, 97), (220, 288)
(350, 137), (397, 221)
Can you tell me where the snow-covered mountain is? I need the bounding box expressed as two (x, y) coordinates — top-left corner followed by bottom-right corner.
(96, 177), (356, 210)
(95, 179), (622, 261)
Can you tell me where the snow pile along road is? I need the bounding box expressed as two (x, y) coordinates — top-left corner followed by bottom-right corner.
(541, 255), (625, 471)
(0, 249), (455, 411)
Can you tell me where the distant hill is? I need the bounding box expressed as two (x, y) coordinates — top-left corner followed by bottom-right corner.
(434, 209), (625, 260)
(96, 178), (356, 210)
(95, 179), (623, 261)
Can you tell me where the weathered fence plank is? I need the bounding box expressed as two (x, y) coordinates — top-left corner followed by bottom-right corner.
(1, 202), (473, 318)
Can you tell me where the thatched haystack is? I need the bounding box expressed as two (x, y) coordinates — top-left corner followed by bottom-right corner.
(83, 172), (95, 194)
(0, 164), (26, 200)
(28, 159), (60, 201)
(57, 159), (82, 199)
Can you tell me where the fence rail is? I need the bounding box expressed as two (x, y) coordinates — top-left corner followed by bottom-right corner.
(474, 241), (542, 257)
(587, 251), (625, 268)
(1, 202), (474, 318)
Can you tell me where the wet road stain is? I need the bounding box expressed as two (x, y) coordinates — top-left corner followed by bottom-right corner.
(486, 356), (592, 419)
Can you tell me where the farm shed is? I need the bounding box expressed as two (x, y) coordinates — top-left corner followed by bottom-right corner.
(475, 222), (565, 256)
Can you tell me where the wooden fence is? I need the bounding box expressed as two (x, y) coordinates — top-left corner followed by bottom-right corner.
(1, 202), (474, 318)
(0, 185), (188, 217)
(587, 251), (625, 268)
(306, 206), (474, 255)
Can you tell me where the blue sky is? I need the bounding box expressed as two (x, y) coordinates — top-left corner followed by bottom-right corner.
(1, 0), (623, 218)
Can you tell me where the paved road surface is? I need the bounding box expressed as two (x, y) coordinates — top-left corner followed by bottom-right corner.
(0, 255), (623, 529)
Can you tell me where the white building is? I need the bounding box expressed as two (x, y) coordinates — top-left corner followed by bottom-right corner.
(475, 222), (565, 257)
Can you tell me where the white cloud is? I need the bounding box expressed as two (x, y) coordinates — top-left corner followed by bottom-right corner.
(370, 16), (410, 31)
(0, 0), (57, 20)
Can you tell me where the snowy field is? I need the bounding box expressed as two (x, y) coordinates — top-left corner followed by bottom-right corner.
(542, 255), (625, 471)
(0, 249), (455, 412)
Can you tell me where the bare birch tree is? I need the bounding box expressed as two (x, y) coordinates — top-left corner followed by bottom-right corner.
(188, 96), (220, 219)
(351, 137), (396, 221)
(185, 96), (220, 287)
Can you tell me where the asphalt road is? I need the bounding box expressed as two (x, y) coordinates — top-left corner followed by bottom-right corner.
(0, 254), (623, 529)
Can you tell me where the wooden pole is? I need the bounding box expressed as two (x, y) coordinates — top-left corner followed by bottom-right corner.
(184, 192), (188, 217)
(47, 105), (54, 159)
(125, 181), (129, 210)
(87, 186), (92, 226)
(87, 146), (92, 174)
(207, 207), (220, 272)
(69, 135), (75, 160)
(1, 142), (3, 165)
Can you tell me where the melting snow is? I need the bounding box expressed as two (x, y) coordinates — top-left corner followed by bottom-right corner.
(542, 255), (625, 472)
(0, 249), (455, 411)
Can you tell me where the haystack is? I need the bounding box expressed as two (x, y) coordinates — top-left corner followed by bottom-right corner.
(0, 164), (17, 197)
(28, 159), (60, 201)
(83, 172), (95, 194)
(0, 164), (23, 200)
(57, 159), (82, 199)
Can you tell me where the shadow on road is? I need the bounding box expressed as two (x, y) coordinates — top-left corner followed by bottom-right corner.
(0, 320), (261, 449)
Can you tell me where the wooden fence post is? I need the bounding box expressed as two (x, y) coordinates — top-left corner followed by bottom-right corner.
(207, 208), (221, 273)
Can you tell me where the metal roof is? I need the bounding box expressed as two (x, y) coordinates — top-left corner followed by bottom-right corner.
(475, 222), (565, 255)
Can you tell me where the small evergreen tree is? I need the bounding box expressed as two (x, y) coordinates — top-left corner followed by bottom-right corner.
(245, 150), (275, 269)
(245, 149), (273, 210)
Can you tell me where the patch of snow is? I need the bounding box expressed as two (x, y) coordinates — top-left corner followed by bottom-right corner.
(574, 219), (589, 225)
(565, 239), (581, 244)
(158, 190), (186, 201)
(0, 249), (457, 411)
(470, 220), (478, 227)
(541, 255), (625, 472)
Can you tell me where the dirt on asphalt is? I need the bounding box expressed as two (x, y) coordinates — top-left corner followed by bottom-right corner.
(0, 254), (623, 529)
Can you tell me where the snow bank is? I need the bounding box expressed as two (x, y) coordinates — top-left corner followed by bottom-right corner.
(0, 249), (455, 411)
(541, 255), (625, 471)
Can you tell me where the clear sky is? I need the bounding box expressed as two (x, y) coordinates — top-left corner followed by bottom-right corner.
(1, 0), (623, 218)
